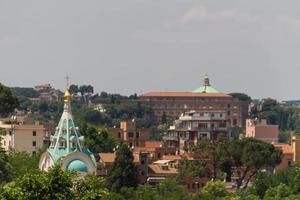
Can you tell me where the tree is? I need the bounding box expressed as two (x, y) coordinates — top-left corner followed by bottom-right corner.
(0, 83), (19, 117)
(69, 85), (79, 95)
(0, 147), (12, 184)
(263, 184), (293, 200)
(193, 181), (238, 200)
(38, 102), (49, 113)
(178, 134), (231, 182)
(7, 151), (40, 179)
(86, 85), (94, 94)
(229, 93), (251, 102)
(1, 164), (74, 200)
(107, 143), (138, 192)
(156, 178), (188, 200)
(74, 175), (111, 200)
(191, 134), (230, 181)
(228, 138), (282, 189)
(83, 126), (117, 155)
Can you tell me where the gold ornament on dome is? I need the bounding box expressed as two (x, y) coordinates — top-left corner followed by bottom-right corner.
(64, 89), (72, 103)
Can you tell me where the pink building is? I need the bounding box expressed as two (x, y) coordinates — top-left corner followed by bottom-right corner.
(245, 119), (279, 143)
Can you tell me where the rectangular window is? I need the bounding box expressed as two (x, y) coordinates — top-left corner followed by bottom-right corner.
(118, 132), (121, 138)
(128, 132), (134, 138)
(32, 131), (37, 136)
(32, 141), (36, 147)
(136, 132), (140, 138)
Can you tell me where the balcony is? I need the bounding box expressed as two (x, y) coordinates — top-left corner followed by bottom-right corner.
(163, 135), (178, 141)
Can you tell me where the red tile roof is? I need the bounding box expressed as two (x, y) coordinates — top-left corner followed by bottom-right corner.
(141, 92), (231, 98)
(274, 144), (293, 154)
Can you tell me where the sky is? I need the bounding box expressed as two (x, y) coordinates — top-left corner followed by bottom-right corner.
(1, 0), (300, 101)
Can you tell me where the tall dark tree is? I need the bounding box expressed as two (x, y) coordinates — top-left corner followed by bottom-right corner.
(0, 147), (12, 184)
(107, 143), (138, 192)
(69, 85), (79, 95)
(0, 83), (19, 117)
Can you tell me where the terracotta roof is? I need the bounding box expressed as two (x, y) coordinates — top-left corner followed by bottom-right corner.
(99, 152), (140, 164)
(145, 141), (163, 148)
(99, 153), (115, 163)
(162, 155), (181, 161)
(148, 164), (178, 174)
(274, 144), (293, 154)
(141, 92), (231, 98)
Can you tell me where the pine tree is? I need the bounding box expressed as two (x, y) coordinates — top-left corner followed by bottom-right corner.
(107, 143), (138, 192)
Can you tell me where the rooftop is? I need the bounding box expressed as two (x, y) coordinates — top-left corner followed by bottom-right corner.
(141, 92), (230, 98)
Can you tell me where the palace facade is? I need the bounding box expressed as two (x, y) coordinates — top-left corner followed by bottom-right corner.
(140, 75), (249, 127)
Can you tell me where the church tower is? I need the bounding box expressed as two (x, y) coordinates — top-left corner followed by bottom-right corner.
(39, 88), (96, 174)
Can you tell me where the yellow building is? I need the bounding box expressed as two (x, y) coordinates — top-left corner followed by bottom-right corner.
(0, 122), (46, 155)
(108, 120), (151, 147)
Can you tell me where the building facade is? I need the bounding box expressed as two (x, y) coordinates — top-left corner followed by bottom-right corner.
(140, 75), (249, 127)
(245, 119), (279, 143)
(108, 120), (151, 147)
(0, 122), (46, 155)
(163, 110), (228, 153)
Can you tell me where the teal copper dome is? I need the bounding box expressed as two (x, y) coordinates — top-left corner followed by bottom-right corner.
(39, 88), (96, 173)
(67, 160), (88, 173)
(193, 74), (220, 93)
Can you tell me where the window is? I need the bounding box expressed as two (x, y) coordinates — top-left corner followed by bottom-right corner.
(136, 132), (140, 138)
(32, 131), (37, 136)
(59, 140), (65, 148)
(32, 151), (36, 155)
(227, 104), (231, 108)
(288, 160), (292, 167)
(3, 140), (6, 146)
(227, 111), (231, 116)
(118, 132), (121, 138)
(233, 119), (237, 126)
(192, 183), (196, 189)
(32, 141), (36, 147)
(128, 132), (134, 138)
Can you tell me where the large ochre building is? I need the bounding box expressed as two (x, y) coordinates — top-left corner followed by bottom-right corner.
(140, 75), (249, 127)
(39, 89), (96, 174)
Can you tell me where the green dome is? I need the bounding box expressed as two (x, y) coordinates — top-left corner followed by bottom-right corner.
(67, 160), (88, 173)
(193, 74), (220, 93)
(193, 85), (219, 93)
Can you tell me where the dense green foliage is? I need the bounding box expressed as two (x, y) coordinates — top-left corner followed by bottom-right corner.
(81, 126), (117, 155)
(251, 98), (300, 132)
(7, 151), (40, 179)
(179, 137), (282, 189)
(107, 143), (138, 192)
(0, 84), (19, 117)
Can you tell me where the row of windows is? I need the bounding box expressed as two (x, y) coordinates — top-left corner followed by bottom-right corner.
(128, 132), (140, 138)
(154, 103), (238, 109)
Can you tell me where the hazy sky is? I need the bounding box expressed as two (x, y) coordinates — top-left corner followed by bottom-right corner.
(1, 0), (300, 100)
